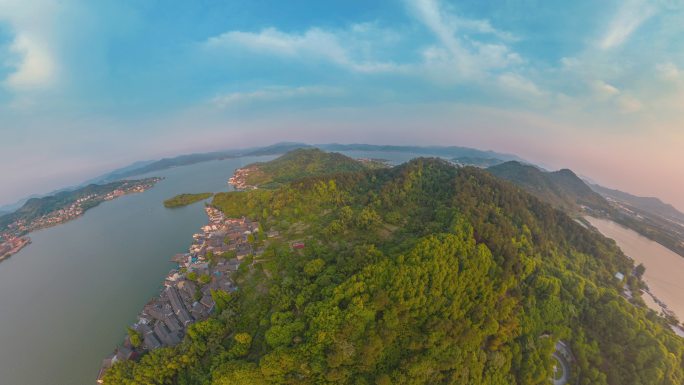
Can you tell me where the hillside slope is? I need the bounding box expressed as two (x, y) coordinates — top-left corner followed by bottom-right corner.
(591, 184), (684, 224)
(105, 156), (684, 385)
(487, 161), (611, 213)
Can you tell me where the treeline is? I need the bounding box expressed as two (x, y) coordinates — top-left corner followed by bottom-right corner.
(104, 158), (684, 385)
(163, 193), (214, 208)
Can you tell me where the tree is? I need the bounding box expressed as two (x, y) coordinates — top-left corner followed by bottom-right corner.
(303, 258), (325, 277)
(634, 263), (646, 279)
(127, 327), (142, 348)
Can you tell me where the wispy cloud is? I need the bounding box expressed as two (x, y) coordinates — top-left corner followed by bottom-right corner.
(0, 0), (61, 91)
(498, 73), (544, 97)
(407, 0), (522, 78)
(204, 26), (405, 74)
(600, 0), (657, 50)
(4, 34), (56, 90)
(592, 80), (620, 99)
(211, 86), (343, 108)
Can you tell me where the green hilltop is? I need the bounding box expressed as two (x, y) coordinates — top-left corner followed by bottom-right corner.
(487, 161), (611, 213)
(104, 154), (684, 385)
(241, 148), (384, 189)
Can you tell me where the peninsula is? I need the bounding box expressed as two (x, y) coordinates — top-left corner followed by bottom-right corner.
(0, 178), (161, 262)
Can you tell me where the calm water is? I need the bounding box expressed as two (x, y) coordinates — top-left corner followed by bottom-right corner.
(586, 216), (684, 322)
(0, 156), (271, 385)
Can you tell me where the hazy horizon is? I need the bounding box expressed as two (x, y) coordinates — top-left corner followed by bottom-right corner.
(1, 0), (683, 211)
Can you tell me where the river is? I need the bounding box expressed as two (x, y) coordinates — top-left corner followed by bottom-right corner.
(585, 216), (684, 323)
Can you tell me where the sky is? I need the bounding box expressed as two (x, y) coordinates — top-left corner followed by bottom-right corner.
(0, 0), (683, 210)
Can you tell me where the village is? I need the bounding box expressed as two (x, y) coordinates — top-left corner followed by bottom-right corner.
(97, 205), (266, 383)
(0, 178), (160, 244)
(0, 236), (30, 262)
(227, 165), (258, 190)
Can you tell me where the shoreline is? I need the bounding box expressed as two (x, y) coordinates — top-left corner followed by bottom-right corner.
(0, 178), (161, 265)
(585, 216), (684, 333)
(97, 205), (262, 383)
(227, 166), (258, 190)
(0, 237), (31, 262)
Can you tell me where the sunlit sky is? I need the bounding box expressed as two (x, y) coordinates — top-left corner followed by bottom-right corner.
(1, 0), (683, 210)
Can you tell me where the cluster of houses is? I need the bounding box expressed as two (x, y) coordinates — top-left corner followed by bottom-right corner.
(0, 236), (30, 262)
(227, 166), (258, 190)
(96, 206), (264, 383)
(1, 179), (159, 243)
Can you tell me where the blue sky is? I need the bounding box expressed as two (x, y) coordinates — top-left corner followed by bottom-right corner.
(1, 0), (683, 210)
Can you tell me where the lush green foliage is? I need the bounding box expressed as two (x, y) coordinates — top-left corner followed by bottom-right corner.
(104, 157), (684, 385)
(487, 161), (684, 257)
(243, 148), (373, 188)
(164, 193), (214, 208)
(128, 327), (142, 348)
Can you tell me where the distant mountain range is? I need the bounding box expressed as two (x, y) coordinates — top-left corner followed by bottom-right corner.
(1, 142), (521, 213)
(590, 184), (684, 225)
(452, 156), (507, 168)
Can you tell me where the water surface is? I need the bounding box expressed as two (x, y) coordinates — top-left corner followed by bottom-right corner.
(586, 216), (684, 322)
(0, 156), (270, 385)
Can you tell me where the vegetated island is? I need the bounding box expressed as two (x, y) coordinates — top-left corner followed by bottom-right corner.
(0, 178), (161, 262)
(163, 193), (214, 208)
(102, 149), (684, 385)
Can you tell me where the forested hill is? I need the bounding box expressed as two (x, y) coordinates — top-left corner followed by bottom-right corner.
(239, 148), (384, 188)
(487, 161), (612, 213)
(486, 162), (684, 257)
(104, 158), (684, 385)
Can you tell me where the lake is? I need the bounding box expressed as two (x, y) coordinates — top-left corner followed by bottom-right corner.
(586, 216), (684, 322)
(0, 156), (272, 385)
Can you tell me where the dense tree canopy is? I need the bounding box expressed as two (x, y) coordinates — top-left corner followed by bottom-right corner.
(104, 157), (684, 385)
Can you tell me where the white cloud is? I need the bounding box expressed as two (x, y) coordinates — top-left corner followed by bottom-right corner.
(498, 73), (544, 97)
(204, 26), (405, 74)
(593, 80), (620, 98)
(406, 0), (524, 83)
(211, 86), (343, 108)
(600, 0), (657, 50)
(657, 62), (680, 81)
(0, 0), (62, 91)
(4, 34), (56, 90)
